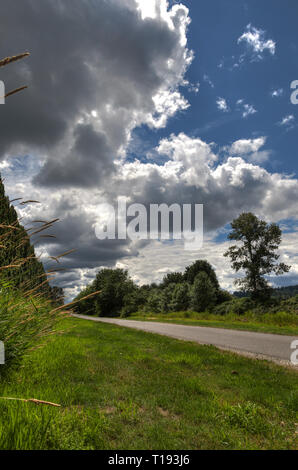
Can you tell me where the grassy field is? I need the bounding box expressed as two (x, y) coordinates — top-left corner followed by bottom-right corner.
(128, 311), (298, 336)
(0, 317), (297, 450)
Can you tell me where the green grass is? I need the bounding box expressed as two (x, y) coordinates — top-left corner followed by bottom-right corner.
(0, 318), (297, 450)
(128, 311), (298, 336)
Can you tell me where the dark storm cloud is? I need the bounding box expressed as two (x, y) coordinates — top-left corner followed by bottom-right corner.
(0, 0), (183, 186)
(35, 124), (115, 187)
(33, 210), (139, 272)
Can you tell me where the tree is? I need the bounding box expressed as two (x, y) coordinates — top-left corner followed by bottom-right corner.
(49, 286), (64, 306)
(224, 213), (290, 300)
(146, 288), (163, 313)
(161, 272), (184, 288)
(169, 282), (190, 311)
(94, 268), (135, 317)
(0, 177), (51, 295)
(184, 260), (219, 289)
(74, 282), (98, 315)
(190, 272), (216, 312)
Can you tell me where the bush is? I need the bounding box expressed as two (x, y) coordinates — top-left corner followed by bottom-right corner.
(213, 297), (255, 316)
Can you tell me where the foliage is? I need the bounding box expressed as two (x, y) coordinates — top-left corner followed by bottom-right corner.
(121, 287), (147, 317)
(145, 288), (163, 313)
(73, 284), (97, 316)
(212, 297), (255, 316)
(190, 272), (216, 312)
(94, 268), (136, 317)
(0, 177), (63, 301)
(216, 289), (233, 304)
(224, 213), (290, 300)
(0, 280), (63, 373)
(161, 272), (184, 287)
(184, 260), (220, 289)
(168, 282), (191, 312)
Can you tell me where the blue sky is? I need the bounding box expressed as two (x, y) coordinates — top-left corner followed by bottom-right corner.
(133, 0), (298, 175)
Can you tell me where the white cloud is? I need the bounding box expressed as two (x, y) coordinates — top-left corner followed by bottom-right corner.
(242, 103), (257, 118)
(235, 99), (257, 118)
(116, 229), (298, 292)
(271, 88), (283, 98)
(238, 24), (276, 59)
(228, 137), (270, 163)
(216, 97), (229, 112)
(279, 115), (295, 127)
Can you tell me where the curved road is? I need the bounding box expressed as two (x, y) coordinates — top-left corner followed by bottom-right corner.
(72, 314), (297, 365)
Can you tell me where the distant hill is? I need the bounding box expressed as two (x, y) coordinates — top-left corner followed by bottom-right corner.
(234, 285), (298, 299)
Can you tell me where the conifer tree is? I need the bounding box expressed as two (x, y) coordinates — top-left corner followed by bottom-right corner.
(0, 176), (51, 295)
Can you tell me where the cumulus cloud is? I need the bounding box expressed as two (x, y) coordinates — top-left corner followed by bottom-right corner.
(0, 0), (193, 188)
(238, 24), (276, 60)
(228, 137), (270, 163)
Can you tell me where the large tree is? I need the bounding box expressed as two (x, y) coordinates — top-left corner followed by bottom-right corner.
(94, 268), (136, 317)
(224, 212), (290, 300)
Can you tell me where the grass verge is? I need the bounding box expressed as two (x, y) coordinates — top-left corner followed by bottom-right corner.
(0, 318), (297, 450)
(128, 312), (298, 336)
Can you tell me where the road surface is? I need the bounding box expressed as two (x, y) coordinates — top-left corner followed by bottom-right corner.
(72, 314), (297, 365)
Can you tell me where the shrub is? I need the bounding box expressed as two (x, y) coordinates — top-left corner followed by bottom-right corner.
(212, 297), (255, 316)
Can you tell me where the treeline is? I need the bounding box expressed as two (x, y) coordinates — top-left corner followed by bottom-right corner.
(74, 262), (298, 318)
(234, 285), (298, 300)
(75, 212), (298, 318)
(74, 261), (232, 318)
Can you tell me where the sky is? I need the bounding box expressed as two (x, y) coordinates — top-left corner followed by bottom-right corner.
(0, 0), (297, 299)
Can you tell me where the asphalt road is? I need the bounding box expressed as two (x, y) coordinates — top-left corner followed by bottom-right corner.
(72, 314), (298, 365)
